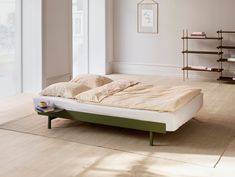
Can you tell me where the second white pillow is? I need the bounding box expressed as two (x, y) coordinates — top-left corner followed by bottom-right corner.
(41, 82), (90, 99)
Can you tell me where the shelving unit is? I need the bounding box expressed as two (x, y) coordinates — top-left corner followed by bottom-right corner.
(217, 30), (235, 82)
(182, 30), (223, 80)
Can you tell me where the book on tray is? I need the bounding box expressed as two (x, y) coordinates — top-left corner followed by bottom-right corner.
(35, 101), (55, 113)
(35, 106), (54, 113)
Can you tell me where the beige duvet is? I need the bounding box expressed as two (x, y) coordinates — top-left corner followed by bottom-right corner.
(76, 80), (202, 112)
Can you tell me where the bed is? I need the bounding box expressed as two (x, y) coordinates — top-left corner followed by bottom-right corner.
(34, 75), (203, 146)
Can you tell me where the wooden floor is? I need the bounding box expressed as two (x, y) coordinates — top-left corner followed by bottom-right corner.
(0, 74), (235, 177)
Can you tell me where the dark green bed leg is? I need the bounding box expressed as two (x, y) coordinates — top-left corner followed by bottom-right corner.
(149, 132), (154, 146)
(48, 116), (52, 129)
(48, 116), (57, 129)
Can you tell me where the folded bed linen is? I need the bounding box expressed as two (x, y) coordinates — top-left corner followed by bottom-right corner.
(76, 80), (201, 112)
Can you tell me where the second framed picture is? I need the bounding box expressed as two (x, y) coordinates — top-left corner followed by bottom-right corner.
(138, 0), (158, 34)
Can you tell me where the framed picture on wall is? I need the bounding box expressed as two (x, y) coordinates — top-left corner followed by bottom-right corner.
(138, 0), (158, 33)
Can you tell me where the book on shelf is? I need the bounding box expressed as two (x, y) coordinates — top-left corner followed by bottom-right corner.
(191, 32), (206, 37)
(190, 65), (207, 70)
(191, 32), (206, 35)
(187, 66), (219, 71)
(227, 58), (235, 62)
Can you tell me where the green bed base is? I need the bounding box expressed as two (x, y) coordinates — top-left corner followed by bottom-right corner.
(38, 109), (166, 146)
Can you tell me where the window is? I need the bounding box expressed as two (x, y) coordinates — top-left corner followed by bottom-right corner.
(72, 0), (89, 76)
(0, 0), (21, 98)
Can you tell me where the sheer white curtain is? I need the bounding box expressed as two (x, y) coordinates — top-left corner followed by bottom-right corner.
(72, 0), (89, 77)
(0, 0), (21, 98)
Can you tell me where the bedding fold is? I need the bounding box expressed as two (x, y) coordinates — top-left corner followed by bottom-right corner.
(76, 80), (138, 102)
(76, 81), (201, 112)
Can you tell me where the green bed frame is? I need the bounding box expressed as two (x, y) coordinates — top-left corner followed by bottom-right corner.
(38, 109), (166, 146)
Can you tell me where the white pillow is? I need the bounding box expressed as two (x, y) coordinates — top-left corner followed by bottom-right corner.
(41, 82), (90, 99)
(70, 74), (113, 88)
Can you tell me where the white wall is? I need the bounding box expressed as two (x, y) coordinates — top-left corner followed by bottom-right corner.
(112, 0), (235, 78)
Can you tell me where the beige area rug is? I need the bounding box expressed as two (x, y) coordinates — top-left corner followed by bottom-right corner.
(0, 113), (234, 168)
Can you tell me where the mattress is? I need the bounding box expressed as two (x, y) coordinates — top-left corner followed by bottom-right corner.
(33, 93), (203, 132)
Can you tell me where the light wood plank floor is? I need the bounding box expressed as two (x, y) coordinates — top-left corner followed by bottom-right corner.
(0, 74), (234, 177)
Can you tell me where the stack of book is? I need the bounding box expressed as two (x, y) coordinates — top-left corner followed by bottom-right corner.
(35, 101), (55, 113)
(190, 65), (211, 70)
(227, 54), (235, 62)
(191, 32), (207, 38)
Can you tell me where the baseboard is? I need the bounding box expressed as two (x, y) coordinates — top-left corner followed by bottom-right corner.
(112, 61), (235, 80)
(112, 61), (181, 76)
